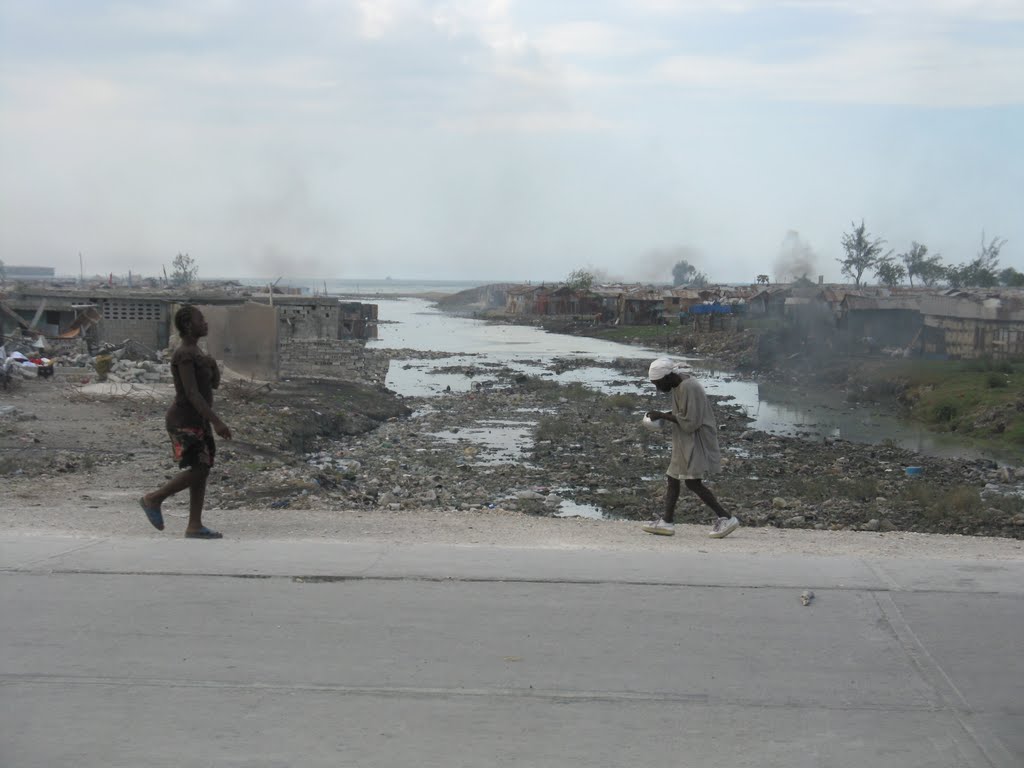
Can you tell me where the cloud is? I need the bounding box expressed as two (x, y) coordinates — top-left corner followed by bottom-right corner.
(533, 21), (669, 57)
(440, 110), (617, 134)
(0, 0), (1020, 281)
(629, 0), (1024, 22)
(656, 38), (1024, 107)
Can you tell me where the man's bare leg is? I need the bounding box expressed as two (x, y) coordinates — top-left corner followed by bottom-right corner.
(663, 476), (681, 523)
(684, 478), (729, 519)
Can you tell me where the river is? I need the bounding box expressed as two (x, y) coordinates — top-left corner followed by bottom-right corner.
(366, 298), (999, 462)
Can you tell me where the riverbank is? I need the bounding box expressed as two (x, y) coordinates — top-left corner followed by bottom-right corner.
(493, 313), (1024, 461)
(2, 359), (1022, 539)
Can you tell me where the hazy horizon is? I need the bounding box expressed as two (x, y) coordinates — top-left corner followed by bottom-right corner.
(2, 1), (1021, 285)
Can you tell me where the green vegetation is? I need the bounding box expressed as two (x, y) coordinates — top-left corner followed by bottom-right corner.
(584, 325), (692, 353)
(853, 357), (1024, 449)
(535, 414), (574, 442)
(606, 393), (643, 410)
(517, 376), (595, 403)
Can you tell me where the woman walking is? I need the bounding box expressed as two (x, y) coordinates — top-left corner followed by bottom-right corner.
(140, 305), (232, 539)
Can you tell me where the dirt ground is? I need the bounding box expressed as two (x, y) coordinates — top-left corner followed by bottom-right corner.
(2, 356), (1023, 547)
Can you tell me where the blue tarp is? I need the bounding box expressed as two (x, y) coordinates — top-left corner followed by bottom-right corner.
(690, 303), (732, 315)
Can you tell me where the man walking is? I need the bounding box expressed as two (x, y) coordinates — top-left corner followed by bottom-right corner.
(643, 357), (739, 539)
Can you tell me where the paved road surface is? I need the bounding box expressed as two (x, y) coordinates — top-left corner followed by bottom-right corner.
(2, 533), (1021, 767)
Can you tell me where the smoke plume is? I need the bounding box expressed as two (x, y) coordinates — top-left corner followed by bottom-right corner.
(774, 230), (817, 283)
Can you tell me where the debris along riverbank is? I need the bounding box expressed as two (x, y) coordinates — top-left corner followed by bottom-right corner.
(513, 316), (1024, 462)
(2, 352), (1022, 539)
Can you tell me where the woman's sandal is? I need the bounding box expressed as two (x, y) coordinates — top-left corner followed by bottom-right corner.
(184, 527), (223, 539)
(139, 498), (164, 531)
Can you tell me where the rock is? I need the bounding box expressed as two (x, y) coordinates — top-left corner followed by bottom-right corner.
(800, 590), (814, 606)
(516, 490), (546, 500)
(861, 518), (881, 532)
(784, 515), (806, 528)
(378, 491), (399, 506)
(772, 497), (789, 510)
(1011, 514), (1024, 527)
(739, 430), (755, 441)
(878, 518), (898, 532)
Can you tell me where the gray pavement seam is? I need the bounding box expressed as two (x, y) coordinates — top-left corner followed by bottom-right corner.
(0, 673), (949, 713)
(873, 591), (1018, 768)
(862, 559), (904, 592)
(2, 566), (1019, 596)
(9, 537), (110, 570)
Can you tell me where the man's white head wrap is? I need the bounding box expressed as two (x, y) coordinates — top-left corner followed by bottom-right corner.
(648, 357), (681, 381)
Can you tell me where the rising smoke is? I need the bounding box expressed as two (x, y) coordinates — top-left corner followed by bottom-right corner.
(774, 230), (817, 283)
(631, 245), (704, 284)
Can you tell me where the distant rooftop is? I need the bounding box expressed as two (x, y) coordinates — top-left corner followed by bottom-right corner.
(3, 265), (55, 278)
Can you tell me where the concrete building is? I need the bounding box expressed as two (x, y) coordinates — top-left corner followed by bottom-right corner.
(919, 291), (1024, 359)
(1, 287), (380, 381)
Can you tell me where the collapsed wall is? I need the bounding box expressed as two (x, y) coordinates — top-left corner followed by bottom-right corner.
(278, 339), (389, 387)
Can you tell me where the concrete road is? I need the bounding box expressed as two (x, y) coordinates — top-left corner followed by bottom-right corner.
(1, 533), (1021, 767)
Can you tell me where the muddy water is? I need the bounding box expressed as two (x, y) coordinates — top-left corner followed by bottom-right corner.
(370, 298), (998, 464)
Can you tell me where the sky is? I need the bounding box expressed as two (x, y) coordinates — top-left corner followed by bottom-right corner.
(1, 0), (1022, 285)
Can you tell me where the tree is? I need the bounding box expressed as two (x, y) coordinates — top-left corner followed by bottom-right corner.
(875, 256), (907, 287)
(899, 242), (945, 287)
(947, 233), (1004, 288)
(838, 220), (890, 287)
(999, 267), (1024, 287)
(756, 274), (770, 285)
(565, 268), (595, 292)
(170, 253), (198, 286)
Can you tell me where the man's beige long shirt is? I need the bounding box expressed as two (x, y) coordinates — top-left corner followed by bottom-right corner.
(667, 376), (722, 480)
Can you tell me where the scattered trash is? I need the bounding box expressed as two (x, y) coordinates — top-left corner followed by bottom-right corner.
(800, 590), (814, 606)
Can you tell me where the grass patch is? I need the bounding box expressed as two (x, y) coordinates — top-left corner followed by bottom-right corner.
(535, 414), (574, 442)
(852, 358), (1024, 451)
(587, 325), (686, 346)
(897, 482), (1021, 525)
(516, 376), (594, 403)
(605, 393), (643, 410)
(962, 356), (1017, 374)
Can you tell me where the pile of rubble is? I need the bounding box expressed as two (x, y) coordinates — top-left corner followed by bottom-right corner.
(5, 338), (174, 385)
(99, 358), (170, 385)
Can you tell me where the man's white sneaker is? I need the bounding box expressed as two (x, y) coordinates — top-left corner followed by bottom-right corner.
(709, 516), (740, 539)
(642, 518), (675, 536)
